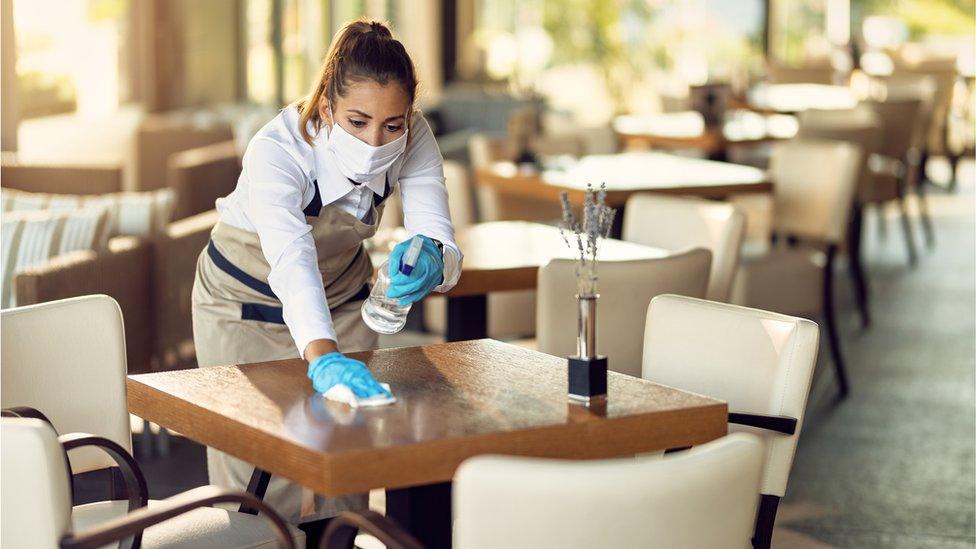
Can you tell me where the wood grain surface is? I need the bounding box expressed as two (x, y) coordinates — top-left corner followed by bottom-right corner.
(128, 339), (727, 496)
(476, 152), (771, 207)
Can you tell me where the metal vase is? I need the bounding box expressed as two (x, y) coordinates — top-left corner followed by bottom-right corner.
(576, 294), (598, 359)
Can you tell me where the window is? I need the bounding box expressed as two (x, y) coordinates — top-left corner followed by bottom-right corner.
(13, 0), (130, 118)
(468, 0), (766, 124)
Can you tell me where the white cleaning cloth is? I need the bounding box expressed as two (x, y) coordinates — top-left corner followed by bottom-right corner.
(323, 383), (396, 408)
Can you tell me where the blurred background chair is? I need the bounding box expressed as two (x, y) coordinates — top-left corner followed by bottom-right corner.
(0, 295), (305, 548)
(424, 160), (537, 339)
(536, 250), (711, 377)
(622, 194), (745, 302)
(796, 106), (883, 326)
(643, 294), (820, 549)
(731, 139), (862, 398)
(861, 97), (925, 266)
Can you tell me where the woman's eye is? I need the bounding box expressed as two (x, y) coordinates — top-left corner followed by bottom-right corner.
(349, 119), (367, 128)
(386, 125), (403, 132)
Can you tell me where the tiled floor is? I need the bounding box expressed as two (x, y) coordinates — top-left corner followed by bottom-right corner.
(126, 158), (976, 548)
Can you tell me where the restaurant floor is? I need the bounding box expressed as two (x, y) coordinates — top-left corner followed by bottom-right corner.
(120, 159), (975, 548)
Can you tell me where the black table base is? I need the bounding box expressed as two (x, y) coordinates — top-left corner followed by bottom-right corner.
(386, 482), (453, 548)
(445, 294), (487, 341)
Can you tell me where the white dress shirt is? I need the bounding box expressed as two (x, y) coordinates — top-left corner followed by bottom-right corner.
(216, 106), (462, 356)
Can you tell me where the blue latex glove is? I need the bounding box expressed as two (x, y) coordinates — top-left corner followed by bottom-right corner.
(386, 235), (444, 306)
(307, 352), (391, 398)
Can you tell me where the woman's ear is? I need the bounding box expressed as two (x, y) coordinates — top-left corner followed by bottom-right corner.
(319, 100), (332, 125)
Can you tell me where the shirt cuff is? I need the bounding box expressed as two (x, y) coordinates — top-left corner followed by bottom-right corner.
(434, 242), (463, 293)
(282, 286), (337, 358)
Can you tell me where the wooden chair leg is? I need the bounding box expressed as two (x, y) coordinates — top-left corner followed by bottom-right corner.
(823, 248), (849, 399)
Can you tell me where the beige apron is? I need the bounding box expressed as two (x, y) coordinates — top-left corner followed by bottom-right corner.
(191, 180), (388, 524)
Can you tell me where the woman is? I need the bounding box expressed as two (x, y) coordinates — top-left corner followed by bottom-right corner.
(191, 19), (462, 531)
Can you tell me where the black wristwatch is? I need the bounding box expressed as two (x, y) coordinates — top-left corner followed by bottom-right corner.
(430, 238), (445, 254)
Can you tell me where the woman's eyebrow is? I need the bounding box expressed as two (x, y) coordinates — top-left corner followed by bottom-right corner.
(346, 109), (405, 123)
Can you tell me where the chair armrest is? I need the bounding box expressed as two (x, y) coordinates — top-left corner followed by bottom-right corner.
(1, 406), (56, 430)
(728, 412), (797, 435)
(321, 510), (423, 549)
(61, 486), (296, 549)
(59, 433), (149, 514)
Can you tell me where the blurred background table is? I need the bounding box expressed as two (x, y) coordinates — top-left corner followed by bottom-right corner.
(613, 110), (799, 160)
(741, 83), (859, 114)
(371, 221), (667, 341)
(476, 152), (771, 237)
(127, 339), (728, 547)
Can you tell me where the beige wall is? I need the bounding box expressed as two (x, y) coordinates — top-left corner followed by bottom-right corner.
(1, 0), (18, 151)
(395, 0), (444, 103)
(181, 0), (241, 106)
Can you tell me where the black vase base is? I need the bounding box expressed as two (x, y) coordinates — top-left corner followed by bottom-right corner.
(568, 355), (608, 403)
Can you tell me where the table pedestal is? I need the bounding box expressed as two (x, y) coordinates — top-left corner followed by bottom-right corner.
(386, 482), (453, 548)
(445, 295), (487, 341)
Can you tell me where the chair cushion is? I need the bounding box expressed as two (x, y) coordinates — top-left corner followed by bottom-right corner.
(732, 246), (825, 316)
(72, 499), (305, 549)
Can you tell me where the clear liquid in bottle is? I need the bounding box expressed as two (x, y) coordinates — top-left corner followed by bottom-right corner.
(361, 259), (411, 334)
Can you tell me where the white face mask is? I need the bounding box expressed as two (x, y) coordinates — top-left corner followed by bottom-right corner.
(326, 110), (408, 184)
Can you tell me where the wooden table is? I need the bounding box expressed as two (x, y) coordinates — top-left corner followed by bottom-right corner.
(128, 339), (728, 547)
(372, 221), (668, 341)
(476, 152), (769, 209)
(613, 110), (798, 160)
(742, 83), (858, 114)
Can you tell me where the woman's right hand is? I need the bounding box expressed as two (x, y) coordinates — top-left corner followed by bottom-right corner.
(307, 352), (390, 398)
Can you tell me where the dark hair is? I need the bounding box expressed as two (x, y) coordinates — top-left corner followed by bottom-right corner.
(295, 19), (418, 145)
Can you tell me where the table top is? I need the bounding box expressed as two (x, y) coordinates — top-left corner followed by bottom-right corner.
(476, 152), (770, 206)
(613, 110), (798, 151)
(370, 222), (668, 297)
(128, 339), (727, 496)
(745, 83), (858, 114)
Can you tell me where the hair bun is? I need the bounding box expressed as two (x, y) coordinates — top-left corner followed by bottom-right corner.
(367, 21), (392, 38)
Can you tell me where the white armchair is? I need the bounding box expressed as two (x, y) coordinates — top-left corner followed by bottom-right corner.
(642, 294), (821, 549)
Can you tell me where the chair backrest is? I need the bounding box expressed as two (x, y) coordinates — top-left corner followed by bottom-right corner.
(1, 295), (131, 473)
(768, 139), (862, 245)
(167, 140), (241, 220)
(642, 294), (819, 497)
(1, 418), (73, 548)
(467, 133), (512, 168)
(861, 97), (923, 160)
(766, 62), (834, 85)
(454, 432), (764, 549)
(443, 160), (476, 228)
(1, 216), (25, 308)
(623, 194), (745, 302)
(797, 107), (883, 198)
(537, 251), (711, 377)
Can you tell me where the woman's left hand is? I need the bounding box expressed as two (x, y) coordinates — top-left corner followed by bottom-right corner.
(386, 235), (444, 306)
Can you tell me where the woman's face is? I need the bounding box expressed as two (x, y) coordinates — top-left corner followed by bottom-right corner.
(321, 80), (410, 147)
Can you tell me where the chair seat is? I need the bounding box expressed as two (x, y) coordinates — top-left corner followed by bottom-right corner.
(732, 246), (825, 316)
(72, 499), (306, 549)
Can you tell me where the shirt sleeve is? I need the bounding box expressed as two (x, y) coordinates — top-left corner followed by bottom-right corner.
(244, 137), (335, 357)
(398, 115), (463, 292)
